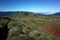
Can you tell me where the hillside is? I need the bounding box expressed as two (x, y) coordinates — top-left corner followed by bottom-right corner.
(52, 12), (60, 16)
(0, 12), (60, 40)
(48, 12), (60, 16)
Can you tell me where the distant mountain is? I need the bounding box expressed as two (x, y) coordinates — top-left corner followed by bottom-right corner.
(53, 12), (60, 16)
(49, 12), (60, 16)
(0, 11), (60, 16)
(0, 11), (17, 16)
(0, 11), (34, 16)
(0, 11), (43, 16)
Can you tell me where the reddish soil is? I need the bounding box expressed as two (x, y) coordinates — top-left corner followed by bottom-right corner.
(38, 20), (60, 38)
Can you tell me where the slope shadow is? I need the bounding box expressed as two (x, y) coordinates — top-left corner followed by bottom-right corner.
(0, 17), (12, 40)
(0, 24), (9, 40)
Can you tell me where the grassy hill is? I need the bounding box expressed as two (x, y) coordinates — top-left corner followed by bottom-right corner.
(0, 12), (60, 40)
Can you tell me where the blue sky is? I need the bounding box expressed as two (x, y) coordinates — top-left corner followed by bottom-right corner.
(0, 0), (60, 13)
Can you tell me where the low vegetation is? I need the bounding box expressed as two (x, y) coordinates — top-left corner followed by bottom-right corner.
(0, 12), (60, 40)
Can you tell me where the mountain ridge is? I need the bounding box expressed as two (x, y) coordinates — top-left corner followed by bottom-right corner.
(0, 11), (60, 16)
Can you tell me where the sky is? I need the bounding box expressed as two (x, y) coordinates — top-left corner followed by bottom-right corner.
(0, 0), (60, 14)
